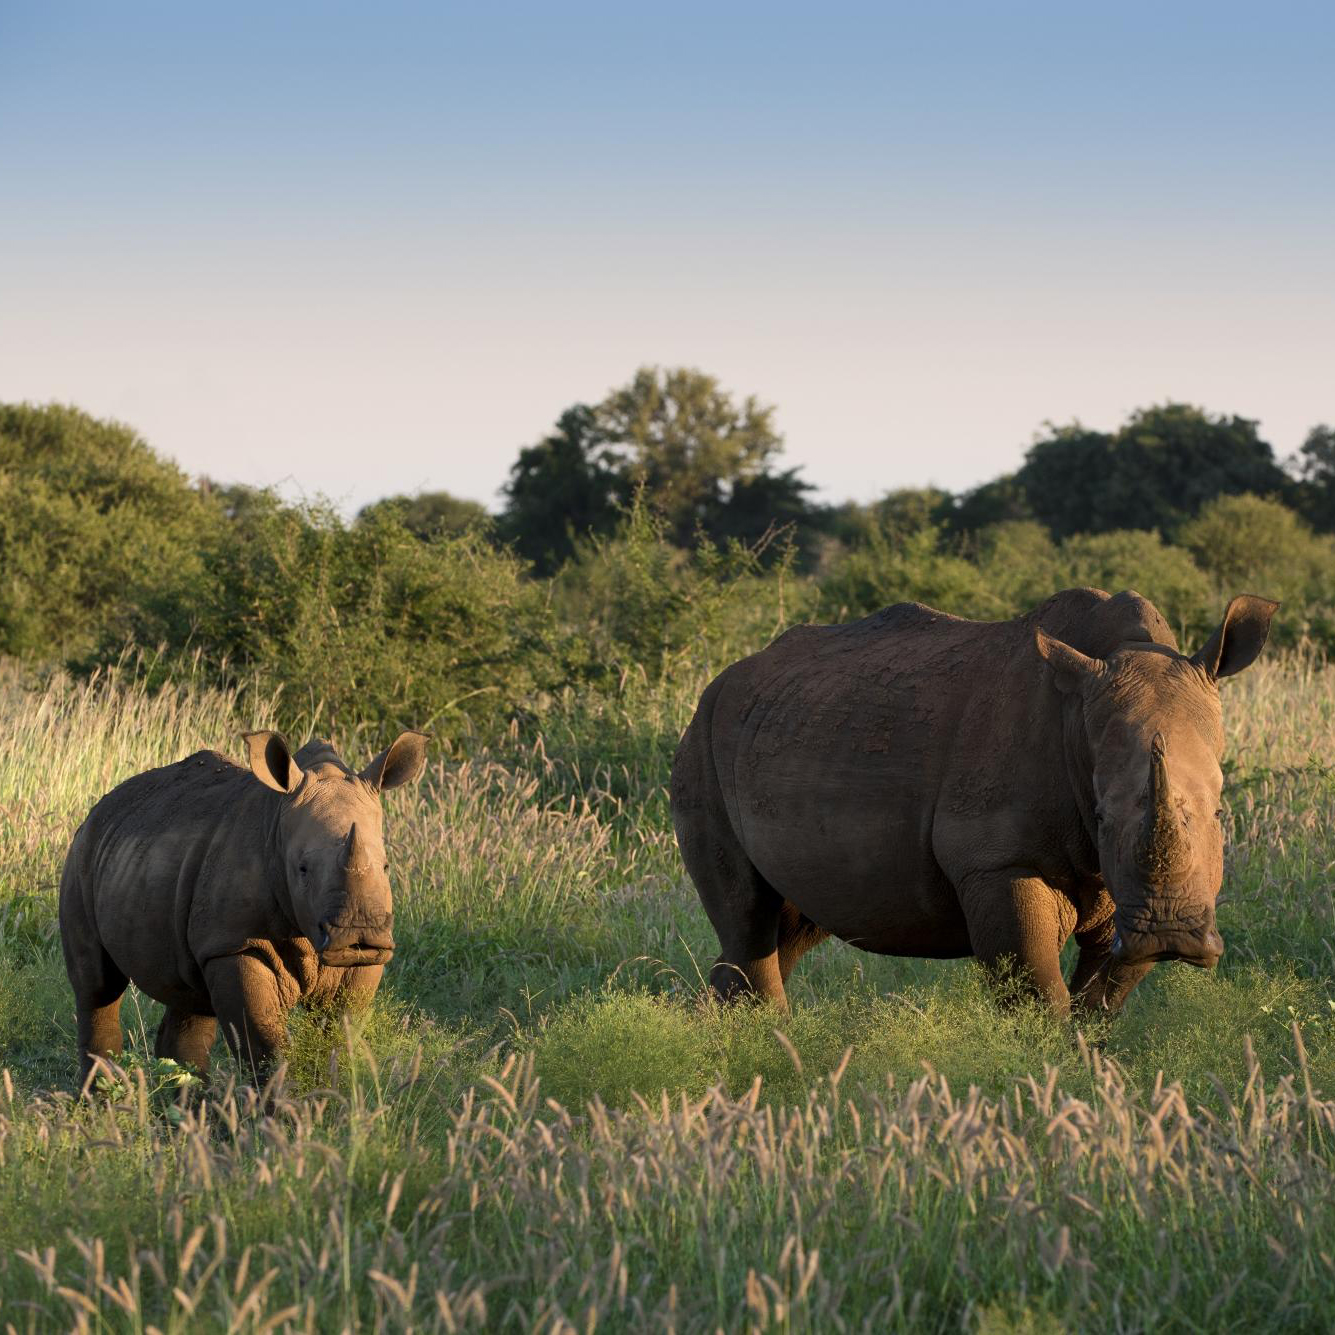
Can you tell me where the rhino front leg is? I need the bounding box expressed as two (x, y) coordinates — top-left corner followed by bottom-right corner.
(205, 954), (288, 1084)
(155, 1007), (218, 1076)
(1069, 918), (1153, 1016)
(959, 870), (1073, 1015)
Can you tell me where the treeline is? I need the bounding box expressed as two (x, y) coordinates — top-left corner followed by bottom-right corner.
(1, 379), (1332, 737)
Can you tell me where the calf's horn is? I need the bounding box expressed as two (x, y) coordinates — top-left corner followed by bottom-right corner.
(339, 822), (372, 874)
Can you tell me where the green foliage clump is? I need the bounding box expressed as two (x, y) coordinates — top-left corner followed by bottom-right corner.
(357, 490), (492, 541)
(1018, 403), (1289, 538)
(129, 494), (575, 735)
(555, 493), (801, 684)
(501, 368), (818, 571)
(1176, 493), (1335, 641)
(1058, 527), (1215, 641)
(817, 522), (996, 621)
(0, 403), (211, 659)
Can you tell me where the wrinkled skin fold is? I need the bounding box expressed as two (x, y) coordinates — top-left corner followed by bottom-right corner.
(670, 588), (1277, 1017)
(60, 729), (429, 1087)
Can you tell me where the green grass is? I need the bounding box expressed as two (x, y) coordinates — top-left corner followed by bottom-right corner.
(2, 654), (1335, 1330)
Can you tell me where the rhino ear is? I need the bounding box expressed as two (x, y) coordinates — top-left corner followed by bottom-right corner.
(1035, 628), (1106, 696)
(1191, 595), (1280, 680)
(243, 731), (304, 793)
(360, 730), (430, 792)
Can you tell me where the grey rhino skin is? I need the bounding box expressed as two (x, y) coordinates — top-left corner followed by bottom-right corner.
(671, 588), (1277, 1015)
(60, 730), (428, 1086)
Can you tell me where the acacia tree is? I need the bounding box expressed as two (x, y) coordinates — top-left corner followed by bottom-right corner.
(595, 366), (790, 545)
(500, 369), (816, 566)
(358, 490), (491, 541)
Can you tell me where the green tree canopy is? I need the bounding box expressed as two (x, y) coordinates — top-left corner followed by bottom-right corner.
(0, 402), (212, 659)
(500, 371), (819, 566)
(499, 404), (624, 574)
(596, 366), (787, 544)
(358, 490), (491, 541)
(1017, 404), (1289, 539)
(1288, 424), (1335, 532)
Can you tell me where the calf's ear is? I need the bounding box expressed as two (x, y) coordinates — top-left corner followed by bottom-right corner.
(1191, 595), (1280, 680)
(1035, 628), (1106, 695)
(243, 731), (304, 793)
(361, 730), (430, 792)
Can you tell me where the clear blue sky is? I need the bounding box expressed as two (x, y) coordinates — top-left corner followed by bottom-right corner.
(1, 1), (1331, 510)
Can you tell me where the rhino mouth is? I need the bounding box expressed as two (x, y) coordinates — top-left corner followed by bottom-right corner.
(314, 920), (395, 966)
(1111, 925), (1223, 970)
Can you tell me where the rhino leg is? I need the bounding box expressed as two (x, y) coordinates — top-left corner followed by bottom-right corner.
(1069, 918), (1153, 1016)
(673, 732), (789, 1007)
(707, 887), (787, 1008)
(777, 901), (830, 985)
(205, 954), (288, 1083)
(333, 963), (384, 1012)
(690, 843), (788, 1007)
(73, 968), (129, 1091)
(154, 1007), (218, 1075)
(65, 946), (128, 1090)
(959, 871), (1073, 1015)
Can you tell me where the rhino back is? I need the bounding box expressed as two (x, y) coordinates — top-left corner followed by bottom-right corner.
(68, 750), (284, 1007)
(702, 589), (1167, 946)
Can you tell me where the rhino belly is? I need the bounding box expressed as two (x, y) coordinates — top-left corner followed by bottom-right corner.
(732, 758), (970, 957)
(90, 842), (211, 1011)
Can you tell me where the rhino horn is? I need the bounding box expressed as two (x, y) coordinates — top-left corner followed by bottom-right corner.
(1136, 733), (1191, 882)
(339, 823), (373, 875)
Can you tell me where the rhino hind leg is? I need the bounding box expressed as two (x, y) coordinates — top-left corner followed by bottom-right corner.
(777, 902), (830, 984)
(66, 944), (128, 1090)
(155, 1007), (218, 1076)
(675, 795), (787, 1006)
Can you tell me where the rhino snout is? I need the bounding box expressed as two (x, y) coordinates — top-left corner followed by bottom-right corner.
(314, 914), (395, 966)
(1111, 920), (1224, 970)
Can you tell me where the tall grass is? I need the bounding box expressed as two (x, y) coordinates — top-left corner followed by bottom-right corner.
(2, 651), (1335, 1330)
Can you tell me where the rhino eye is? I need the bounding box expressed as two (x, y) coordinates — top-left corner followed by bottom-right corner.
(298, 862), (309, 877)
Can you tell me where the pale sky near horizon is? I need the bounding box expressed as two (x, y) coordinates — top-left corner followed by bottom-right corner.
(1, 2), (1331, 513)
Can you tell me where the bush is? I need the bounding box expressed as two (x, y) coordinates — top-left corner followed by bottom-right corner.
(553, 495), (803, 684)
(1057, 529), (1214, 642)
(817, 523), (1000, 621)
(126, 494), (578, 737)
(0, 403), (211, 659)
(1176, 494), (1335, 642)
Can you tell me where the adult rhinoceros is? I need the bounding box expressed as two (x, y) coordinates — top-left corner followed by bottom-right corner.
(670, 589), (1276, 1016)
(60, 730), (428, 1086)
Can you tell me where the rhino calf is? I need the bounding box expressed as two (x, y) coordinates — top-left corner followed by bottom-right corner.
(60, 730), (428, 1086)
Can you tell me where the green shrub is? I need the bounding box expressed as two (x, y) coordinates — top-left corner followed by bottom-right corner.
(0, 403), (211, 659)
(1057, 528), (1214, 642)
(1176, 493), (1335, 642)
(127, 494), (578, 737)
(817, 523), (1001, 621)
(553, 494), (803, 683)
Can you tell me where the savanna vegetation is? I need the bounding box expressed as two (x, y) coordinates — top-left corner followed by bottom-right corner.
(2, 383), (1335, 1330)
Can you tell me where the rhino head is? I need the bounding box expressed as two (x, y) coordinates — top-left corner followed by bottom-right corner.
(1037, 595), (1278, 971)
(242, 729), (429, 967)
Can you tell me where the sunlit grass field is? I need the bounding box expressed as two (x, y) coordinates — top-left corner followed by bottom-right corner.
(2, 651), (1335, 1331)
